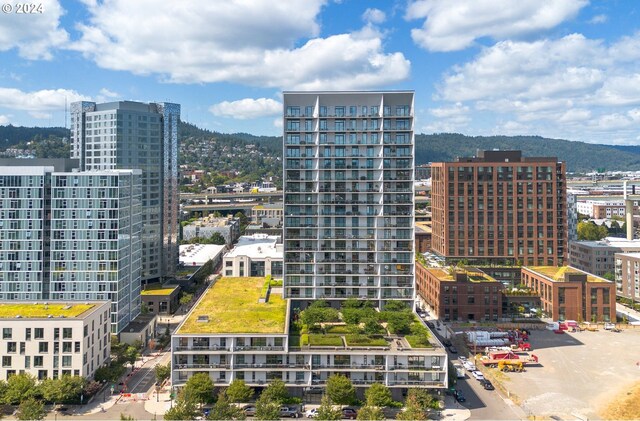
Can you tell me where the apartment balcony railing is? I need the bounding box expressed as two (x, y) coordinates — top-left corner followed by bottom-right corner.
(174, 363), (230, 369)
(234, 346), (285, 352)
(174, 346), (229, 352)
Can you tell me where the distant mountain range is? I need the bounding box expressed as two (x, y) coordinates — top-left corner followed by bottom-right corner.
(2, 123), (640, 173)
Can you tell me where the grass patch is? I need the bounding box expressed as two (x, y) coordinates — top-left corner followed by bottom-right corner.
(406, 335), (431, 348)
(325, 325), (352, 334)
(601, 381), (640, 420)
(141, 287), (177, 296)
(270, 279), (283, 287)
(345, 334), (388, 347)
(0, 303), (94, 318)
(177, 277), (287, 334)
(307, 334), (344, 347)
(289, 336), (301, 347)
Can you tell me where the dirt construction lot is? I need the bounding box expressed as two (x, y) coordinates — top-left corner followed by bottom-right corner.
(492, 327), (640, 419)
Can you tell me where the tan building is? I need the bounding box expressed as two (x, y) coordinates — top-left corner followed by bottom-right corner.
(521, 266), (615, 322)
(416, 261), (503, 322)
(0, 301), (111, 381)
(415, 221), (432, 253)
(431, 150), (567, 266)
(615, 252), (640, 302)
(251, 203), (283, 227)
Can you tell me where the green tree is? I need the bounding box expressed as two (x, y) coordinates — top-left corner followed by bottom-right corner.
(406, 388), (435, 410)
(4, 372), (37, 404)
(41, 376), (86, 403)
(357, 405), (385, 421)
(208, 391), (246, 420)
(225, 379), (253, 403)
(155, 363), (171, 384)
(208, 232), (227, 245)
(164, 391), (200, 421)
(395, 395), (427, 420)
(124, 346), (140, 371)
(254, 392), (280, 420)
(315, 395), (341, 420)
(602, 272), (615, 281)
(577, 221), (608, 241)
(184, 372), (216, 405)
(326, 374), (356, 405)
(179, 293), (194, 306)
(16, 397), (45, 421)
(120, 415), (136, 421)
(365, 383), (393, 407)
(260, 379), (288, 404)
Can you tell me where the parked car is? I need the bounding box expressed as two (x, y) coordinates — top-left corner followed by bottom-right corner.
(342, 408), (358, 419)
(453, 390), (466, 402)
(463, 361), (477, 372)
(426, 321), (435, 328)
(448, 345), (458, 354)
(305, 408), (318, 418)
(243, 405), (257, 417)
(458, 356), (467, 363)
(471, 370), (485, 381)
(279, 406), (300, 418)
(442, 339), (452, 347)
(481, 379), (495, 390)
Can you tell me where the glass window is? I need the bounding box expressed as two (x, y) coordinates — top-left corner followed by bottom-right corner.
(34, 328), (44, 339)
(2, 328), (11, 339)
(63, 328), (72, 339)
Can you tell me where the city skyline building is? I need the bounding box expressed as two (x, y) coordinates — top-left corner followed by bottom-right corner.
(430, 150), (567, 267)
(282, 91), (415, 306)
(0, 160), (142, 333)
(70, 100), (180, 283)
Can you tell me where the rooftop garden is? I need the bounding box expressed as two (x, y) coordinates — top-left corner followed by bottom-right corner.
(177, 277), (287, 334)
(426, 266), (498, 283)
(527, 266), (606, 283)
(141, 285), (178, 296)
(0, 303), (94, 318)
(291, 299), (432, 349)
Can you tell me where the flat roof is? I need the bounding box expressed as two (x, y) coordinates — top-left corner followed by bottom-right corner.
(0, 303), (97, 319)
(570, 237), (640, 249)
(179, 244), (226, 266)
(415, 221), (432, 233)
(425, 267), (498, 283)
(177, 277), (287, 335)
(525, 266), (610, 283)
(225, 234), (282, 260)
(141, 285), (179, 296)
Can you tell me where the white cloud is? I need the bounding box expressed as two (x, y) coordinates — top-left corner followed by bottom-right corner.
(0, 115), (10, 125)
(28, 111), (52, 119)
(0, 87), (90, 111)
(70, 1), (409, 89)
(429, 102), (469, 118)
(588, 14), (608, 24)
(99, 88), (119, 98)
(557, 108), (591, 122)
(0, 0), (68, 59)
(210, 98), (282, 120)
(405, 0), (587, 51)
(273, 118), (284, 129)
(362, 8), (386, 24)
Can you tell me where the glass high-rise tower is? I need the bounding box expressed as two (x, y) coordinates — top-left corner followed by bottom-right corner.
(70, 101), (180, 283)
(283, 91), (415, 306)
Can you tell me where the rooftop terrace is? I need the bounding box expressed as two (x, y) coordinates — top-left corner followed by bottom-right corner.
(177, 277), (287, 335)
(141, 285), (179, 296)
(526, 266), (609, 283)
(427, 267), (498, 283)
(0, 303), (95, 319)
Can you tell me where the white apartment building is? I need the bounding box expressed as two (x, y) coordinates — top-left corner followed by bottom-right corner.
(576, 199), (640, 218)
(0, 161), (142, 333)
(283, 91), (415, 305)
(615, 252), (640, 301)
(223, 234), (283, 278)
(171, 278), (447, 399)
(0, 301), (111, 381)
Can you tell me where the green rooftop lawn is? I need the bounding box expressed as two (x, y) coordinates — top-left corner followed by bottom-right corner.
(405, 334), (432, 348)
(0, 303), (94, 318)
(302, 334), (344, 347)
(177, 277), (287, 334)
(344, 334), (388, 347)
(528, 266), (605, 283)
(141, 287), (177, 296)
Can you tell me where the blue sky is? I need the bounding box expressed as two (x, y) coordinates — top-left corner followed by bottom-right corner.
(1, 0), (640, 144)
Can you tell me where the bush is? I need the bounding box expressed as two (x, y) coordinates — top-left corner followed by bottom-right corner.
(326, 374), (356, 405)
(225, 379), (253, 403)
(344, 335), (387, 347)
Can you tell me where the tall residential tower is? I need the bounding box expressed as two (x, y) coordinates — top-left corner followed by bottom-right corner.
(70, 101), (180, 283)
(283, 91), (415, 306)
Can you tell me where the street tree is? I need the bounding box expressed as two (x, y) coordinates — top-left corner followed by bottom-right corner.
(15, 397), (45, 421)
(406, 388), (435, 410)
(395, 395), (427, 420)
(365, 383), (393, 407)
(155, 363), (171, 384)
(326, 374), (356, 405)
(259, 379), (288, 404)
(164, 391), (200, 421)
(357, 405), (385, 420)
(225, 379), (253, 403)
(254, 392), (280, 420)
(184, 372), (216, 405)
(124, 346), (140, 371)
(207, 391), (246, 420)
(315, 395), (341, 420)
(4, 373), (37, 404)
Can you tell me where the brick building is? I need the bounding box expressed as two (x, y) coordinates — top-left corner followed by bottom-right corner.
(431, 150), (566, 266)
(521, 266), (615, 322)
(416, 261), (503, 322)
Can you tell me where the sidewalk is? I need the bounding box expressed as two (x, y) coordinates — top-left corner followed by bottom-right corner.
(441, 396), (471, 421)
(144, 390), (173, 415)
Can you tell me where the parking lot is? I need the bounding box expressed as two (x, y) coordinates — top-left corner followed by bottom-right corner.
(490, 327), (640, 419)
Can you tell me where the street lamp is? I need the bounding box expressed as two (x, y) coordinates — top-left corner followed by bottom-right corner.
(155, 383), (161, 403)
